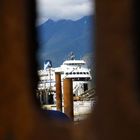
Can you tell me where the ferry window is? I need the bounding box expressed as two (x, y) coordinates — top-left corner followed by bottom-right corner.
(36, 0), (95, 123)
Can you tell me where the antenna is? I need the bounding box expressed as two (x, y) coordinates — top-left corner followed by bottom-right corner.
(68, 52), (75, 60)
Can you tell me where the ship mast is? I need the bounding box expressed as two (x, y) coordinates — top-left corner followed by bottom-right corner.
(68, 52), (75, 60)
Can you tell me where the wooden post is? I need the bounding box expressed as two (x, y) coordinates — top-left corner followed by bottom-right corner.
(63, 78), (74, 120)
(55, 72), (62, 111)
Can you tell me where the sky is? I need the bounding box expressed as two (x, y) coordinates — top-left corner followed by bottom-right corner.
(36, 0), (94, 25)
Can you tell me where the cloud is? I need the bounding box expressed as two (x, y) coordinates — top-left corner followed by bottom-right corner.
(36, 0), (94, 25)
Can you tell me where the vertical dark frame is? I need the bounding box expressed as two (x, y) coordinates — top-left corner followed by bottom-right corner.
(26, 0), (40, 104)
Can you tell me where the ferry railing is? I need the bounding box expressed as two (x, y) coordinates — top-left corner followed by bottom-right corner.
(78, 88), (96, 102)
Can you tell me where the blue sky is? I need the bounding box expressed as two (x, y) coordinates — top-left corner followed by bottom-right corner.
(36, 0), (94, 25)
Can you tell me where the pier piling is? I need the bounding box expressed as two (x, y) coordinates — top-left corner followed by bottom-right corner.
(63, 78), (74, 120)
(55, 72), (62, 111)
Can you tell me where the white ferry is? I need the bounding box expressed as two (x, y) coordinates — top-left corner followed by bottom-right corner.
(37, 55), (92, 96)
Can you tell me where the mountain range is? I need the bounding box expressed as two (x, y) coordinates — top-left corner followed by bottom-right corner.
(37, 16), (95, 68)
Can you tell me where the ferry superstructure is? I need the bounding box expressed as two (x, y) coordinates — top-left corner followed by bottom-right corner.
(37, 57), (95, 121)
